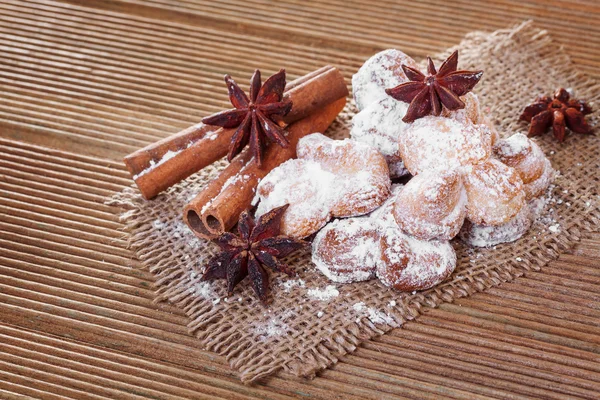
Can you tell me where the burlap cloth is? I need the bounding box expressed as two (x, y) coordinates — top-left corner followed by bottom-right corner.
(109, 21), (600, 383)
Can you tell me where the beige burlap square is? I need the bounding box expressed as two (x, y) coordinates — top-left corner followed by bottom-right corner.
(110, 21), (600, 383)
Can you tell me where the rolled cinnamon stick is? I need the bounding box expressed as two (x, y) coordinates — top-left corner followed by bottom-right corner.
(125, 66), (348, 199)
(184, 97), (347, 239)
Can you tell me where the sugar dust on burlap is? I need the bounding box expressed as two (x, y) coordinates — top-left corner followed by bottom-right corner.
(109, 21), (600, 383)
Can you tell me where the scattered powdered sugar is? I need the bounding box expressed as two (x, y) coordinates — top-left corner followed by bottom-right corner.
(352, 302), (394, 325)
(352, 49), (419, 111)
(152, 219), (165, 230)
(529, 195), (548, 218)
(194, 281), (216, 299)
(281, 279), (306, 292)
(366, 308), (395, 325)
(204, 129), (219, 141)
(219, 174), (252, 198)
(152, 218), (199, 247)
(133, 149), (181, 180)
(171, 219), (195, 239)
(254, 310), (294, 340)
(307, 285), (340, 301)
(200, 200), (212, 214)
(548, 224), (560, 233)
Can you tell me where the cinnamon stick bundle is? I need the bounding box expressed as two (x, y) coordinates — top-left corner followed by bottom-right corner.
(184, 97), (346, 239)
(125, 66), (348, 199)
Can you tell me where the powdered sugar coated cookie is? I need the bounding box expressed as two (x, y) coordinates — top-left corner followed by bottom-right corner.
(352, 49), (419, 111)
(399, 116), (493, 175)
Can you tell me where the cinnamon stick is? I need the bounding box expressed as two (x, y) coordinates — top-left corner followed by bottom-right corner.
(184, 97), (347, 239)
(125, 66), (348, 199)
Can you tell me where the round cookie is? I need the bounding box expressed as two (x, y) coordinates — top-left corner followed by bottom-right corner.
(393, 170), (467, 240)
(297, 133), (391, 217)
(462, 159), (525, 226)
(442, 92), (484, 125)
(377, 228), (457, 292)
(255, 159), (333, 238)
(523, 158), (554, 200)
(350, 96), (411, 178)
(459, 202), (533, 247)
(352, 49), (419, 111)
(494, 133), (546, 184)
(312, 218), (380, 283)
(399, 116), (493, 175)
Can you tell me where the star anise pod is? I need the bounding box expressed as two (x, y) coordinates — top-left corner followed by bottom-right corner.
(385, 50), (483, 123)
(520, 88), (593, 142)
(202, 69), (293, 167)
(202, 205), (307, 304)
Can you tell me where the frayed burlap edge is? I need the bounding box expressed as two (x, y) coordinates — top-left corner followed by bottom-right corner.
(108, 21), (600, 383)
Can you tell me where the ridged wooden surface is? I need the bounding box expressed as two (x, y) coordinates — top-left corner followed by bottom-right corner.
(1, 0), (599, 399)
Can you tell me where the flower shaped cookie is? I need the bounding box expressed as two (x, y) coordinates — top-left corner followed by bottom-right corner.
(254, 133), (391, 238)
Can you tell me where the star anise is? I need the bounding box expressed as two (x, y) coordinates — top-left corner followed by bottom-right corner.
(202, 205), (307, 304)
(520, 88), (593, 142)
(385, 50), (483, 123)
(202, 69), (293, 167)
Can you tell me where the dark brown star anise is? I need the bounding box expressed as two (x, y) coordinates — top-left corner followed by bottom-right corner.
(385, 50), (483, 123)
(202, 204), (307, 304)
(520, 88), (593, 142)
(202, 69), (293, 167)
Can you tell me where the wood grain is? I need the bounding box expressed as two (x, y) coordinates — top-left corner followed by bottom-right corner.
(1, 0), (599, 399)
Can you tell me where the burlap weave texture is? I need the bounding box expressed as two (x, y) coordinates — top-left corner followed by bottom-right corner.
(110, 21), (600, 383)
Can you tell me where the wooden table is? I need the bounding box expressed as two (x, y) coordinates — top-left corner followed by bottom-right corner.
(1, 1), (599, 398)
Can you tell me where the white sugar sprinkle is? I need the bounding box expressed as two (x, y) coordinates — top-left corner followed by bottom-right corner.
(308, 285), (339, 301)
(194, 281), (215, 299)
(152, 219), (165, 230)
(317, 311), (324, 318)
(281, 279), (306, 292)
(133, 149), (181, 179)
(367, 308), (394, 325)
(549, 224), (560, 233)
